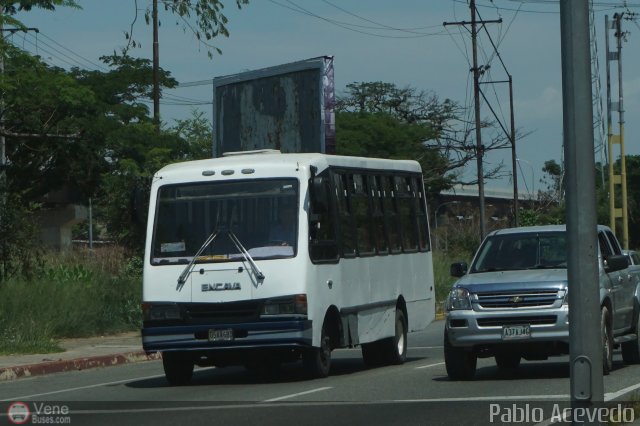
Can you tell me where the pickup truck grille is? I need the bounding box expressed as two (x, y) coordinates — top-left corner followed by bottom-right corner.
(477, 315), (557, 327)
(476, 289), (560, 309)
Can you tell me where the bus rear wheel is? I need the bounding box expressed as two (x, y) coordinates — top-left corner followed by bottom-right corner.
(303, 322), (332, 378)
(162, 352), (194, 386)
(383, 309), (407, 365)
(362, 308), (407, 367)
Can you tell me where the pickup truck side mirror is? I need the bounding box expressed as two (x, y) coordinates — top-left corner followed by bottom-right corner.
(604, 254), (629, 273)
(450, 262), (468, 277)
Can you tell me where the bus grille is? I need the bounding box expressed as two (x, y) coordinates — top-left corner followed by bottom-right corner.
(184, 301), (261, 323)
(476, 289), (560, 309)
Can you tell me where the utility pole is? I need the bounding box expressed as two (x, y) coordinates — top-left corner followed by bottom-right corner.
(152, 0), (160, 131)
(470, 0), (486, 240)
(605, 13), (630, 249)
(444, 0), (501, 240)
(509, 76), (518, 227)
(560, 0), (604, 415)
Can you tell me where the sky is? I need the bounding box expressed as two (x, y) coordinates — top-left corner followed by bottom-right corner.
(12, 0), (640, 192)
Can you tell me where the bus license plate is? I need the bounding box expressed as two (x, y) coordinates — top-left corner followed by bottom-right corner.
(208, 328), (234, 342)
(502, 325), (530, 340)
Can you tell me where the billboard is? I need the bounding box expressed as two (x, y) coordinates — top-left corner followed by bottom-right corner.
(212, 56), (335, 157)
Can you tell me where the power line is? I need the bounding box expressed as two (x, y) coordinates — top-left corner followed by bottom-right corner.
(320, 0), (443, 33)
(11, 33), (80, 69)
(268, 0), (447, 38)
(8, 31), (106, 72)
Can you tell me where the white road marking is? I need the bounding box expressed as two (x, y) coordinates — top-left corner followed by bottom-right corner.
(1, 374), (166, 401)
(605, 381), (640, 401)
(262, 387), (332, 402)
(391, 394), (569, 402)
(415, 362), (445, 369)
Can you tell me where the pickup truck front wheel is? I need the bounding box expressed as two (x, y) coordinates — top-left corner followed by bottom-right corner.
(602, 307), (613, 375)
(444, 330), (477, 380)
(495, 353), (521, 370)
(621, 308), (640, 364)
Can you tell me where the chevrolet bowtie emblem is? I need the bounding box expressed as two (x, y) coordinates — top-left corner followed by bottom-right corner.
(509, 296), (524, 303)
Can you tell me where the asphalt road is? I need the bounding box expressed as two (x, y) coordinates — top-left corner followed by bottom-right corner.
(2, 320), (640, 426)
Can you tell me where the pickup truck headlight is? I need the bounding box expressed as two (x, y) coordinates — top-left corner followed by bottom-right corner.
(446, 287), (472, 311)
(560, 289), (568, 306)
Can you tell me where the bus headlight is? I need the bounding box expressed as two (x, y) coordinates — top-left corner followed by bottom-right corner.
(446, 288), (472, 311)
(143, 303), (181, 321)
(261, 294), (307, 317)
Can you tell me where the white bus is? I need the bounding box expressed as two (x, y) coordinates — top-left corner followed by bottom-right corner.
(142, 150), (435, 384)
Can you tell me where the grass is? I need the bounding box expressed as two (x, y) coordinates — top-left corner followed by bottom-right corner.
(0, 246), (142, 355)
(433, 248), (473, 313)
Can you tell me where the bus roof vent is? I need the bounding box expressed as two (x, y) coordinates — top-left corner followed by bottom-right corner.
(222, 149), (281, 157)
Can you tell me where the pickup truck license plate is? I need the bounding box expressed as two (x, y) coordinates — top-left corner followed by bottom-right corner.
(208, 328), (234, 342)
(502, 324), (530, 340)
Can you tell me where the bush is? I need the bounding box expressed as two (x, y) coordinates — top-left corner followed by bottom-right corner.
(0, 247), (142, 355)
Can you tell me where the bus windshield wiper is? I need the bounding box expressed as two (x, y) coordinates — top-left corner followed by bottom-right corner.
(228, 230), (265, 281)
(177, 230), (220, 287)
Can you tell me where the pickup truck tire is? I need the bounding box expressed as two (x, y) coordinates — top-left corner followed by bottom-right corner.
(621, 308), (640, 364)
(495, 353), (521, 369)
(162, 352), (194, 386)
(602, 307), (613, 375)
(444, 330), (477, 380)
(303, 321), (332, 378)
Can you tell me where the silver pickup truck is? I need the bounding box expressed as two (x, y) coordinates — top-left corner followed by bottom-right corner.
(444, 225), (640, 380)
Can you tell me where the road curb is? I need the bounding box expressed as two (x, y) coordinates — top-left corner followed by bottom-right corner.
(0, 351), (161, 382)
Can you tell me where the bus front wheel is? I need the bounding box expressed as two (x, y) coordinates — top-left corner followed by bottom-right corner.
(162, 352), (194, 386)
(303, 322), (332, 378)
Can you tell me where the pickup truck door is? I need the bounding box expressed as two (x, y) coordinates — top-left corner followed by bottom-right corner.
(601, 230), (634, 331)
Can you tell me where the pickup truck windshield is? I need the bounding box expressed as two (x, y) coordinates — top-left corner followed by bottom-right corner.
(471, 232), (567, 273)
(151, 178), (298, 265)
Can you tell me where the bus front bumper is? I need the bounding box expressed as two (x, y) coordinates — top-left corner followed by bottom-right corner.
(142, 319), (313, 352)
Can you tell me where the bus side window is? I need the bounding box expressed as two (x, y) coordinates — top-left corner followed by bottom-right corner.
(395, 176), (418, 252)
(382, 175), (402, 254)
(352, 173), (375, 256)
(335, 172), (357, 258)
(309, 173), (339, 262)
(371, 175), (388, 255)
(413, 176), (431, 252)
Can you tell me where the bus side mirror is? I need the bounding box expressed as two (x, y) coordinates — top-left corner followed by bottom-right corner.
(311, 176), (329, 212)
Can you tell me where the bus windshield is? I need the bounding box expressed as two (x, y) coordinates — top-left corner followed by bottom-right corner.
(151, 178), (299, 265)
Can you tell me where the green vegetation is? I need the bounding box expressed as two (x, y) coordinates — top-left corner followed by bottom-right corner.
(0, 247), (141, 355)
(433, 243), (475, 316)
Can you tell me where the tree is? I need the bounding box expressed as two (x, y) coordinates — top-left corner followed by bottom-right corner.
(336, 111), (453, 196)
(1, 43), (194, 251)
(0, 1), (79, 29)
(3, 48), (178, 202)
(171, 109), (214, 160)
(517, 159), (565, 226)
(336, 82), (512, 189)
(123, 0), (249, 57)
